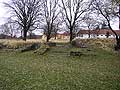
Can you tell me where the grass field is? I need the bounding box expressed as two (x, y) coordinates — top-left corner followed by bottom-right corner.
(0, 39), (120, 90)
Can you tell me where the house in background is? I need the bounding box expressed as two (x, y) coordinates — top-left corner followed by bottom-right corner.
(42, 29), (120, 40)
(27, 34), (43, 39)
(77, 29), (120, 39)
(41, 31), (70, 40)
(57, 31), (70, 39)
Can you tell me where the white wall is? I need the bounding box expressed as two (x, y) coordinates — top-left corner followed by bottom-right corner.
(76, 34), (116, 39)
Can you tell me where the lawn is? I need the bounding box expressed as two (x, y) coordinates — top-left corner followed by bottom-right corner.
(0, 42), (120, 90)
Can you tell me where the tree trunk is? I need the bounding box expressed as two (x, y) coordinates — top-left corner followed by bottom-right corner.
(29, 33), (32, 39)
(23, 30), (27, 41)
(21, 31), (23, 39)
(46, 28), (51, 42)
(88, 30), (91, 38)
(46, 35), (50, 42)
(70, 27), (73, 43)
(115, 4), (120, 50)
(46, 30), (51, 42)
(115, 36), (120, 50)
(55, 34), (57, 39)
(119, 4), (120, 30)
(108, 23), (120, 50)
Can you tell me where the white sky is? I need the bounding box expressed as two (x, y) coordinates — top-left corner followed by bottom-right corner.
(0, 0), (10, 25)
(0, 0), (119, 30)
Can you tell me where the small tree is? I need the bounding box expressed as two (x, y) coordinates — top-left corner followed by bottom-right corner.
(0, 24), (10, 36)
(82, 13), (101, 38)
(0, 19), (19, 38)
(41, 0), (60, 42)
(53, 22), (61, 39)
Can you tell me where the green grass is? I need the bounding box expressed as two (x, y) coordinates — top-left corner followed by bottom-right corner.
(0, 43), (120, 90)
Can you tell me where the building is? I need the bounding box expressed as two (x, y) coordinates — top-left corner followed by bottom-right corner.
(27, 34), (43, 39)
(57, 31), (70, 39)
(77, 29), (120, 39)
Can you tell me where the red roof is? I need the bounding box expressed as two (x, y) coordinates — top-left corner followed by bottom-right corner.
(78, 29), (120, 35)
(57, 31), (70, 36)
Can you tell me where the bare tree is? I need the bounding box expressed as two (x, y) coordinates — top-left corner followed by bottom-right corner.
(112, 0), (120, 2)
(41, 0), (60, 42)
(92, 0), (120, 50)
(4, 0), (41, 41)
(82, 13), (101, 38)
(0, 24), (10, 36)
(59, 0), (91, 42)
(0, 19), (18, 38)
(7, 18), (20, 37)
(53, 21), (61, 39)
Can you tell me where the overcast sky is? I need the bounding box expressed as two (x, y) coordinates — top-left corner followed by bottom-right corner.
(0, 0), (119, 30)
(0, 0), (10, 25)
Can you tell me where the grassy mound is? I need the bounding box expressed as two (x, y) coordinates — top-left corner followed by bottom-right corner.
(72, 38), (115, 51)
